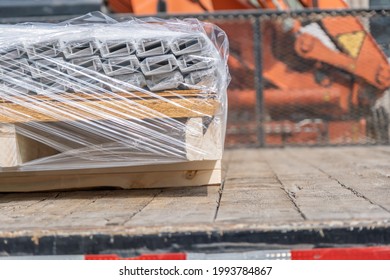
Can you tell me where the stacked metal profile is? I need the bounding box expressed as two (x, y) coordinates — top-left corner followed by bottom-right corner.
(0, 34), (219, 94)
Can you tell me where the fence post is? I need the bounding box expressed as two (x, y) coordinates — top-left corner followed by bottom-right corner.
(253, 16), (266, 147)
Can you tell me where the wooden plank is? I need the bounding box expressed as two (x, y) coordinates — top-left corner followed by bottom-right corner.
(0, 189), (161, 230)
(126, 185), (221, 226)
(0, 97), (219, 123)
(37, 189), (161, 228)
(0, 191), (61, 230)
(216, 179), (305, 224)
(261, 148), (390, 221)
(0, 124), (21, 167)
(0, 158), (220, 177)
(345, 146), (390, 178)
(287, 147), (390, 212)
(216, 149), (304, 224)
(186, 117), (223, 161)
(224, 149), (276, 180)
(15, 134), (59, 164)
(0, 160), (221, 192)
(0, 129), (59, 168)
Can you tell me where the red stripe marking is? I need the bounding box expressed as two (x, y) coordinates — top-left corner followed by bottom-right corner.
(291, 246), (390, 260)
(85, 253), (187, 260)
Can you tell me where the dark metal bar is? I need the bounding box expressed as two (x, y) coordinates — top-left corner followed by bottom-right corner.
(1, 225), (390, 255)
(1, 8), (390, 24)
(253, 16), (265, 148)
(130, 7), (390, 20)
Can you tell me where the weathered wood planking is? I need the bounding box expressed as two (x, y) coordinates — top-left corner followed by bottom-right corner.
(216, 149), (304, 224)
(286, 147), (390, 212)
(34, 190), (161, 228)
(127, 185), (221, 226)
(260, 148), (390, 221)
(0, 147), (390, 235)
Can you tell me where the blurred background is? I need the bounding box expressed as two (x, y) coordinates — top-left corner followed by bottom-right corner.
(1, 0), (390, 148)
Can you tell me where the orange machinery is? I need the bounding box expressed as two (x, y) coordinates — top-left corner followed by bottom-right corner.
(105, 0), (390, 145)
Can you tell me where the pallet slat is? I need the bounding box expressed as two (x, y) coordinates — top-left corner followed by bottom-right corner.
(0, 95), (219, 123)
(0, 160), (221, 192)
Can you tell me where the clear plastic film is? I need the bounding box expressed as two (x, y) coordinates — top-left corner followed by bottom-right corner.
(0, 12), (230, 172)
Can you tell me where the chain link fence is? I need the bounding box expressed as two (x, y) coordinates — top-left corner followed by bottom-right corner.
(201, 10), (390, 148)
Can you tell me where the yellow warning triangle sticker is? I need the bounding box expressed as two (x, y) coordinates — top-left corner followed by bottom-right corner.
(337, 31), (365, 58)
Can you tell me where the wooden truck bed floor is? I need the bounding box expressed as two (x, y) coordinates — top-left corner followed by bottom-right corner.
(1, 146), (390, 256)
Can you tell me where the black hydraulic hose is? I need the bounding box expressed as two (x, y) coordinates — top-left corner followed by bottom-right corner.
(157, 0), (167, 12)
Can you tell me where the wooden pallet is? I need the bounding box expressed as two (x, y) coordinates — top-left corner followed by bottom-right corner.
(0, 90), (223, 192)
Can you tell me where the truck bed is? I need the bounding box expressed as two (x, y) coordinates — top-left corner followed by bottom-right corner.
(1, 146), (390, 256)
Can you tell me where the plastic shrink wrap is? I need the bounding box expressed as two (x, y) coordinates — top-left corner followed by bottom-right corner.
(0, 12), (230, 183)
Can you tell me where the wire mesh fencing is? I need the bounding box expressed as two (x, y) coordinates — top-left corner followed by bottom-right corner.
(204, 9), (390, 148)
